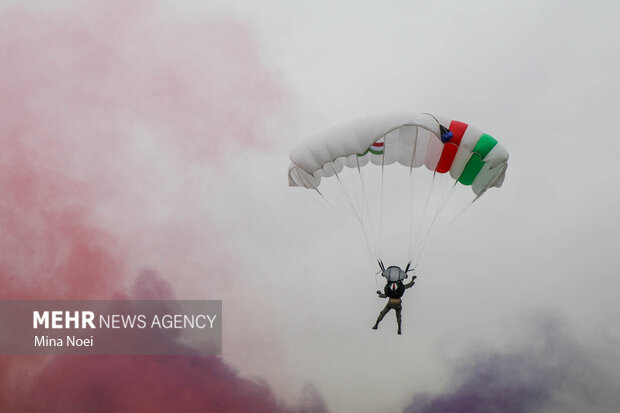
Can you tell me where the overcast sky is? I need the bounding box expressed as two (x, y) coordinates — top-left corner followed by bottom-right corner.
(209, 2), (620, 411)
(2, 1), (619, 412)
(185, 2), (620, 411)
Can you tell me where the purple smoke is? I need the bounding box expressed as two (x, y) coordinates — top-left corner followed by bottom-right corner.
(404, 317), (619, 413)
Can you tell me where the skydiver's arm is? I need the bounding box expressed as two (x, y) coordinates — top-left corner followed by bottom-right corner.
(376, 290), (387, 298)
(404, 276), (417, 289)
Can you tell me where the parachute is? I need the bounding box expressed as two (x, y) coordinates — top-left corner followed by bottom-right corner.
(288, 112), (508, 273)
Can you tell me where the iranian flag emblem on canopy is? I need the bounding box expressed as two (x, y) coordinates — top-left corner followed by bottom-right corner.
(358, 140), (384, 156)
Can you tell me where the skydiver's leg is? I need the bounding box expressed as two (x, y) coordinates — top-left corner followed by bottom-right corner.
(395, 305), (402, 335)
(372, 304), (391, 329)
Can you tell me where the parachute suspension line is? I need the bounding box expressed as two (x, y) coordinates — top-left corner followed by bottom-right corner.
(319, 159), (386, 286)
(408, 167), (413, 266)
(424, 193), (477, 250)
(313, 187), (361, 240)
(329, 162), (379, 265)
(314, 186), (380, 276)
(329, 162), (361, 222)
(356, 158), (369, 223)
(317, 175), (358, 221)
(315, 181), (378, 290)
(414, 179), (466, 267)
(436, 180), (461, 213)
(413, 175), (451, 266)
(411, 169), (437, 265)
(407, 126), (419, 266)
(356, 157), (381, 263)
(379, 143), (386, 262)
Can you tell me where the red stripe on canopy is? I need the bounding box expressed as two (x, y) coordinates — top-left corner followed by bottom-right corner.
(435, 120), (468, 173)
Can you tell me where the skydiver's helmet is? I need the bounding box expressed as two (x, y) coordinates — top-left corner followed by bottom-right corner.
(382, 266), (407, 282)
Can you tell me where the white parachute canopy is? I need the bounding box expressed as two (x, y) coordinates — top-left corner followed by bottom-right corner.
(288, 112), (508, 271)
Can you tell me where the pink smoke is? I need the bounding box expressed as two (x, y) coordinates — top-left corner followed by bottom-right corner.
(0, 1), (326, 411)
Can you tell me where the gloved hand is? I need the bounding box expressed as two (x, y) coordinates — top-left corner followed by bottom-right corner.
(376, 290), (382, 295)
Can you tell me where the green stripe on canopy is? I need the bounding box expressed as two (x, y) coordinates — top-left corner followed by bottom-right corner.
(357, 147), (384, 157)
(472, 133), (497, 158)
(458, 134), (498, 186)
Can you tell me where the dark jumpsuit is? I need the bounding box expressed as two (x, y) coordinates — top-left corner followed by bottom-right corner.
(374, 278), (416, 332)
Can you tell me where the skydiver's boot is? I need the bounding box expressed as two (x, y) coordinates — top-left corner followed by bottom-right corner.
(397, 321), (402, 335)
(372, 323), (378, 330)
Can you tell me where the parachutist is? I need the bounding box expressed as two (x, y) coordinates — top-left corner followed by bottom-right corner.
(372, 266), (417, 335)
(288, 113), (508, 334)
